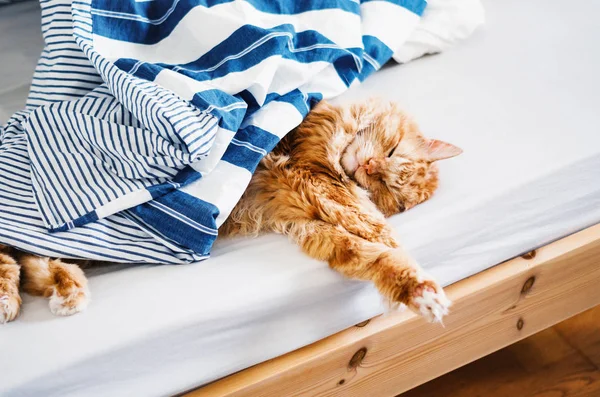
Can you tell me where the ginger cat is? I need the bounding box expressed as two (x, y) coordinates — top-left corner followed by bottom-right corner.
(0, 99), (461, 324)
(221, 99), (461, 322)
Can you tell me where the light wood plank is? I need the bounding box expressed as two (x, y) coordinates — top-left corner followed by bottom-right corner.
(186, 224), (600, 397)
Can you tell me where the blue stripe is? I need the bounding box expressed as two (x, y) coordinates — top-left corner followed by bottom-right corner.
(126, 191), (220, 257)
(221, 142), (265, 173)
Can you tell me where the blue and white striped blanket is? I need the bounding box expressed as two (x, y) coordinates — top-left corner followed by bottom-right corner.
(0, 0), (425, 264)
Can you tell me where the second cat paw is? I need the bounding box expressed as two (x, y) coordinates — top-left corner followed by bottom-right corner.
(409, 281), (451, 323)
(49, 285), (90, 316)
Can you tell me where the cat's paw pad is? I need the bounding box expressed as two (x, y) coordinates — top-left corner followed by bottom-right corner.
(0, 294), (20, 324)
(49, 286), (90, 316)
(409, 283), (451, 324)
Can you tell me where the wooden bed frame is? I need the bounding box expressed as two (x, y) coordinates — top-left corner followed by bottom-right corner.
(185, 223), (600, 396)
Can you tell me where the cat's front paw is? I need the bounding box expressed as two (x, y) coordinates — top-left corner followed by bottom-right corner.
(0, 260), (22, 324)
(0, 295), (21, 324)
(0, 294), (20, 324)
(376, 251), (451, 323)
(49, 284), (90, 316)
(408, 280), (451, 323)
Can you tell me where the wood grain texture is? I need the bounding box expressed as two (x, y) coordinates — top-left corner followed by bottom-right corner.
(404, 306), (600, 397)
(186, 224), (600, 397)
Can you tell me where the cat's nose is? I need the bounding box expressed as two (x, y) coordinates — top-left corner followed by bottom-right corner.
(365, 159), (380, 175)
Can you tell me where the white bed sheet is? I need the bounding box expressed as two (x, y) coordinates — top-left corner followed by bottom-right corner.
(1, 0), (600, 396)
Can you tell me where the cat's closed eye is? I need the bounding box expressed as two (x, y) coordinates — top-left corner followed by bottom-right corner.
(387, 146), (397, 157)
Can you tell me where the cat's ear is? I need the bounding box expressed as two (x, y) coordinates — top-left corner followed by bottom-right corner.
(425, 139), (463, 162)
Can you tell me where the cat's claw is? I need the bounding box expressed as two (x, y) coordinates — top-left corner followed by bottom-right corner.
(49, 286), (90, 316)
(0, 294), (20, 324)
(409, 284), (452, 323)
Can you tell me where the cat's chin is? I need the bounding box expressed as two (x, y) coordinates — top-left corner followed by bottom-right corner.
(340, 152), (359, 175)
(340, 159), (362, 182)
(352, 166), (368, 183)
(345, 167), (371, 191)
(341, 144), (369, 179)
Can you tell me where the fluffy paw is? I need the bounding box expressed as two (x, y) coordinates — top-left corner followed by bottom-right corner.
(409, 282), (451, 324)
(0, 293), (20, 324)
(49, 285), (90, 317)
(375, 250), (451, 323)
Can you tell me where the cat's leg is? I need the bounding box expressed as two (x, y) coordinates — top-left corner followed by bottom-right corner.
(0, 250), (21, 324)
(19, 254), (89, 316)
(288, 221), (450, 323)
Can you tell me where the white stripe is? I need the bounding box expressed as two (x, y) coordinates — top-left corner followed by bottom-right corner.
(204, 102), (247, 113)
(189, 127), (236, 175)
(95, 189), (153, 219)
(153, 68), (220, 99)
(360, 2), (421, 53)
(230, 138), (268, 156)
(298, 64), (350, 99)
(240, 100), (304, 139)
(180, 161), (252, 227)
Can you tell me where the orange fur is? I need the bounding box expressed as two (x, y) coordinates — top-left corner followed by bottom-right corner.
(0, 244), (90, 322)
(0, 251), (21, 324)
(0, 99), (460, 323)
(18, 254), (90, 316)
(222, 99), (461, 321)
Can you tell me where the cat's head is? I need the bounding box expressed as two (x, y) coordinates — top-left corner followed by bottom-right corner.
(339, 99), (462, 216)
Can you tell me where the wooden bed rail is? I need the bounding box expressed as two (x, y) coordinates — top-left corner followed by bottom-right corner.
(186, 223), (600, 397)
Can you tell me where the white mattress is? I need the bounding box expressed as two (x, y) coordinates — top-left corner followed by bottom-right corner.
(2, 0), (600, 396)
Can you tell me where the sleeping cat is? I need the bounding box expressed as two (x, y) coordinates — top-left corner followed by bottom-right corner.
(0, 99), (461, 324)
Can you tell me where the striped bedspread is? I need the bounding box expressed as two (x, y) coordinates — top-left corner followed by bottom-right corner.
(0, 0), (426, 264)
